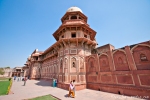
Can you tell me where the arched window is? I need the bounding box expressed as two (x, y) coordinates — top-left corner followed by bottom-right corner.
(118, 57), (123, 64)
(73, 62), (75, 67)
(65, 58), (68, 68)
(72, 58), (76, 68)
(140, 53), (148, 61)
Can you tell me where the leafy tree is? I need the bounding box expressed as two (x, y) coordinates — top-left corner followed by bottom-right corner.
(5, 66), (10, 69)
(0, 68), (5, 75)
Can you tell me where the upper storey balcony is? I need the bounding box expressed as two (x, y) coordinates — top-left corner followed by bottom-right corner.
(53, 6), (96, 41)
(53, 25), (96, 41)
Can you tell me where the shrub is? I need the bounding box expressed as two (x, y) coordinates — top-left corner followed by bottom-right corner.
(9, 78), (11, 81)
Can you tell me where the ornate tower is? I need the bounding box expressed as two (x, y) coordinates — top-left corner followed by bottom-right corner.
(53, 6), (97, 90)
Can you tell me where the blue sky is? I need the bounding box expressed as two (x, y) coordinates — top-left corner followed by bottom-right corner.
(0, 0), (150, 68)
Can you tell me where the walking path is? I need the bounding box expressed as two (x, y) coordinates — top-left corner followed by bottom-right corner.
(0, 80), (144, 100)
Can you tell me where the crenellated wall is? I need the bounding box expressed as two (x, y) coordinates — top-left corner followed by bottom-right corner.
(86, 41), (150, 97)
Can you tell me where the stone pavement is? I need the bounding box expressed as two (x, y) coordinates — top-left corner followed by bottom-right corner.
(0, 80), (144, 100)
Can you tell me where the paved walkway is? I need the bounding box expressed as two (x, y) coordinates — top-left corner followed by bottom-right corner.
(0, 80), (144, 100)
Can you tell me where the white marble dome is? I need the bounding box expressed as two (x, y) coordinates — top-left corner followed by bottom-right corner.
(67, 6), (83, 13)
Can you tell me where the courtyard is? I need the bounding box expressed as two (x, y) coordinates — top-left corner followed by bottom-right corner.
(0, 79), (144, 100)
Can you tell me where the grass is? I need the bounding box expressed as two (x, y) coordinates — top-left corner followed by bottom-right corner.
(0, 81), (10, 95)
(29, 95), (57, 100)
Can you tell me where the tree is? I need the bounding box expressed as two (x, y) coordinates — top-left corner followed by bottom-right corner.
(5, 66), (10, 69)
(0, 68), (4, 75)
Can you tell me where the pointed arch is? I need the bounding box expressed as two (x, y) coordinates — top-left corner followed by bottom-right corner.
(88, 56), (96, 72)
(113, 49), (126, 54)
(87, 56), (95, 61)
(99, 53), (110, 71)
(113, 49), (129, 71)
(132, 44), (150, 70)
(71, 57), (76, 68)
(64, 57), (68, 68)
(64, 58), (68, 73)
(131, 44), (150, 52)
(99, 53), (109, 57)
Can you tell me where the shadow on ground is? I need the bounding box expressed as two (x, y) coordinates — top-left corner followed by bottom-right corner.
(34, 79), (53, 87)
(64, 94), (68, 98)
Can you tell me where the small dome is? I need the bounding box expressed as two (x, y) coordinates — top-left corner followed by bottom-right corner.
(67, 6), (83, 13)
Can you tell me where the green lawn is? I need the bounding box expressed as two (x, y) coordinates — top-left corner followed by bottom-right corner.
(29, 95), (57, 100)
(0, 81), (10, 95)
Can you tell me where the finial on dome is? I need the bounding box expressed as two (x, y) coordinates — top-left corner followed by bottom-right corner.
(67, 6), (83, 13)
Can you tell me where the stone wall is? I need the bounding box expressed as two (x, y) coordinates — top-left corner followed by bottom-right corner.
(85, 41), (150, 97)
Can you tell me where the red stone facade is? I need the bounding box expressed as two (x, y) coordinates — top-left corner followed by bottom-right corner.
(23, 7), (150, 98)
(86, 42), (150, 98)
(24, 7), (96, 90)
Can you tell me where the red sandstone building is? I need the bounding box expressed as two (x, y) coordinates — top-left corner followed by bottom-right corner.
(23, 7), (150, 98)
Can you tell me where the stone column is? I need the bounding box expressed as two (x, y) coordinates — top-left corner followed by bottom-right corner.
(125, 46), (140, 86)
(124, 46), (137, 70)
(107, 51), (117, 84)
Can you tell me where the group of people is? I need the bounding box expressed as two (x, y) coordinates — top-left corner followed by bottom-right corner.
(68, 80), (76, 98)
(13, 76), (28, 86)
(13, 76), (23, 81)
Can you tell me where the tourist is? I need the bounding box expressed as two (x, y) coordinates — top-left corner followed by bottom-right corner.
(52, 78), (55, 87)
(23, 76), (27, 86)
(68, 81), (75, 98)
(14, 76), (16, 81)
(72, 80), (76, 96)
(17, 77), (19, 81)
(55, 79), (57, 87)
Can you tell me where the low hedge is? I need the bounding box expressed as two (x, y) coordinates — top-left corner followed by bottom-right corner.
(6, 78), (12, 95)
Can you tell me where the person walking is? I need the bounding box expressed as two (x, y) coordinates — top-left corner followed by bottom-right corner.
(23, 76), (27, 86)
(55, 79), (57, 87)
(14, 76), (16, 81)
(68, 81), (75, 98)
(17, 77), (19, 82)
(72, 80), (76, 96)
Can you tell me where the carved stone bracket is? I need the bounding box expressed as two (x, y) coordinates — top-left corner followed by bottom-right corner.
(62, 40), (67, 47)
(81, 39), (85, 47)
(68, 39), (71, 47)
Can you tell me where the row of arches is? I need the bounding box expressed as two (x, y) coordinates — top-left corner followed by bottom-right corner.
(38, 56), (84, 78)
(60, 57), (84, 73)
(88, 44), (150, 72)
(40, 65), (57, 78)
